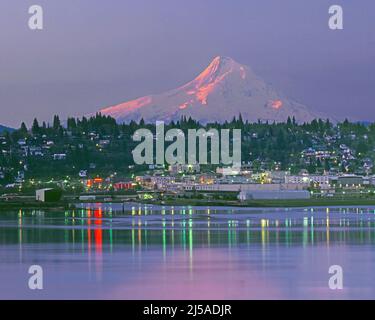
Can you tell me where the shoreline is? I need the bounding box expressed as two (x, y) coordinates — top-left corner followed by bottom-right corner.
(140, 198), (375, 208)
(3, 198), (375, 210)
(0, 201), (72, 211)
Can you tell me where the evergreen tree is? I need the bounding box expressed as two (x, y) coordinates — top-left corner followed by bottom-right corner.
(32, 118), (40, 135)
(67, 118), (77, 130)
(20, 122), (28, 134)
(53, 115), (61, 131)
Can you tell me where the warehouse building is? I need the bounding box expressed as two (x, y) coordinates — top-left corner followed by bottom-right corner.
(238, 190), (311, 201)
(36, 188), (62, 202)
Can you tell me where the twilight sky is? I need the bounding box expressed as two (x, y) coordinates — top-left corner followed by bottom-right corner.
(0, 0), (374, 127)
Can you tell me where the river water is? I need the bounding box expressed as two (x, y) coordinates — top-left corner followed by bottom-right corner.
(0, 204), (375, 299)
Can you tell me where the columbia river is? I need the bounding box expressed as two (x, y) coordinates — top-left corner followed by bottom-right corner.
(0, 204), (374, 299)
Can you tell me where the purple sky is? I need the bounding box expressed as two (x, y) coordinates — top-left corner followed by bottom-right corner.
(0, 0), (374, 127)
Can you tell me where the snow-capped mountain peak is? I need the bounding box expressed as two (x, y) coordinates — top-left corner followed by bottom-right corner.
(98, 56), (327, 123)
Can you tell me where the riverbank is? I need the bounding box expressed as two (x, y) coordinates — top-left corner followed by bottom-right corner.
(3, 198), (375, 211)
(0, 201), (73, 211)
(137, 198), (375, 208)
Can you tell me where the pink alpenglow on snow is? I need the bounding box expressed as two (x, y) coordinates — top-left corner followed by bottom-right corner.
(99, 56), (327, 123)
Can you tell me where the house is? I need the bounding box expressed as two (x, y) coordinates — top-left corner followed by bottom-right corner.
(169, 164), (200, 175)
(79, 170), (88, 178)
(337, 175), (363, 188)
(268, 171), (289, 184)
(285, 175), (330, 188)
(216, 167), (241, 176)
(17, 139), (27, 146)
(113, 181), (134, 191)
(85, 177), (104, 189)
(98, 139), (110, 147)
(89, 163), (96, 169)
(151, 176), (176, 190)
(53, 154), (67, 160)
(15, 171), (25, 183)
(29, 146), (43, 156)
(301, 148), (316, 158)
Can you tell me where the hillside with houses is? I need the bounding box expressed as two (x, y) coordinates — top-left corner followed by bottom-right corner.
(1, 114), (375, 202)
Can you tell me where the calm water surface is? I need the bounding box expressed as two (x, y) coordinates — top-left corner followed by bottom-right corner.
(1, 204), (375, 299)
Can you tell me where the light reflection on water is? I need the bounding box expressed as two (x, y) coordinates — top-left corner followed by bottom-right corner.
(1, 204), (375, 299)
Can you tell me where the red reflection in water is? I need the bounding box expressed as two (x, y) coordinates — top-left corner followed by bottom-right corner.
(87, 209), (92, 252)
(93, 208), (103, 279)
(94, 208), (103, 254)
(86, 208), (103, 253)
(86, 207), (104, 279)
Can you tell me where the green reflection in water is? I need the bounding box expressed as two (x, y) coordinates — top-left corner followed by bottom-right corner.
(2, 206), (375, 261)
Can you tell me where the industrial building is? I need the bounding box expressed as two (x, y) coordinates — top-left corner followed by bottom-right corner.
(238, 190), (311, 201)
(36, 188), (62, 202)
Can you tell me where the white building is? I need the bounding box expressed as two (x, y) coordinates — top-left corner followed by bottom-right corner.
(184, 183), (307, 193)
(151, 176), (176, 190)
(79, 170), (88, 178)
(216, 167), (241, 176)
(169, 164), (200, 175)
(36, 188), (61, 202)
(239, 190), (311, 201)
(285, 175), (331, 188)
(53, 154), (67, 160)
